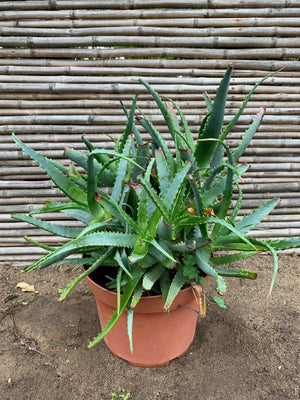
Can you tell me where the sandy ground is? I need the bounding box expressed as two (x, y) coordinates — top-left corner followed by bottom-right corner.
(0, 254), (299, 400)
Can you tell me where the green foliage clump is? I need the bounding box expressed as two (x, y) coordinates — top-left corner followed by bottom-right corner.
(12, 68), (300, 349)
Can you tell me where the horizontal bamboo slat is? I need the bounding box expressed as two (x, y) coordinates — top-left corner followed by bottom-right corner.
(1, 59), (299, 72)
(1, 18), (300, 29)
(1, 47), (300, 60)
(2, 26), (300, 38)
(0, 0), (300, 11)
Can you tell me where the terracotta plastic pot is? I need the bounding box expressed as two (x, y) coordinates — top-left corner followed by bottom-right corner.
(86, 274), (210, 367)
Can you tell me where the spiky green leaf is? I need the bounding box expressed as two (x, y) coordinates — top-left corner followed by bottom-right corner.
(136, 107), (176, 176)
(251, 239), (278, 296)
(59, 248), (115, 301)
(195, 67), (233, 168)
(143, 264), (165, 291)
(234, 198), (280, 234)
(24, 236), (56, 251)
(233, 107), (265, 160)
(212, 264), (257, 279)
(195, 249), (227, 294)
(12, 134), (87, 206)
(131, 281), (144, 308)
(139, 79), (178, 141)
(27, 232), (139, 271)
(156, 149), (172, 196)
(210, 251), (257, 265)
(163, 268), (189, 312)
(219, 69), (281, 142)
(127, 307), (134, 354)
(88, 268), (144, 348)
(119, 95), (138, 152)
(111, 137), (131, 203)
(12, 214), (83, 239)
(120, 97), (143, 145)
(266, 237), (300, 251)
(168, 99), (195, 151)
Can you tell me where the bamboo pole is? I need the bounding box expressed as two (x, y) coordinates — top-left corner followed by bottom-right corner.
(1, 112), (299, 125)
(1, 66), (300, 79)
(232, 206), (300, 215)
(0, 58), (299, 71)
(0, 196), (65, 204)
(2, 17), (300, 29)
(245, 173), (300, 179)
(0, 180), (55, 188)
(0, 6), (299, 20)
(1, 123), (300, 136)
(1, 35), (300, 48)
(0, 247), (47, 255)
(227, 139), (300, 148)
(0, 219), (82, 228)
(1, 26), (300, 38)
(1, 92), (300, 102)
(0, 238), (68, 246)
(0, 0), (297, 12)
(0, 188), (63, 197)
(1, 82), (300, 95)
(261, 215), (300, 221)
(1, 101), (298, 113)
(247, 163), (300, 171)
(233, 191), (300, 199)
(1, 47), (300, 60)
(3, 135), (300, 148)
(2, 74), (300, 86)
(243, 147), (300, 155)
(236, 182), (300, 193)
(247, 229), (300, 238)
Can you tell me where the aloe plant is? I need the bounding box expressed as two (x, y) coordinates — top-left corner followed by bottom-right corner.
(12, 68), (300, 349)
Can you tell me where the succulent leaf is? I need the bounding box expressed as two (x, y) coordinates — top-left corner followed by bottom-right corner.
(119, 95), (138, 152)
(156, 149), (172, 196)
(168, 99), (195, 151)
(210, 251), (257, 265)
(163, 268), (189, 312)
(139, 79), (178, 142)
(27, 232), (139, 271)
(136, 107), (176, 176)
(12, 134), (87, 206)
(87, 156), (105, 219)
(195, 67), (233, 169)
(195, 249), (227, 295)
(233, 107), (265, 160)
(12, 213), (83, 239)
(88, 268), (144, 348)
(131, 281), (144, 308)
(212, 265), (257, 279)
(219, 69), (280, 142)
(142, 264), (165, 291)
(234, 197), (280, 234)
(266, 237), (300, 250)
(127, 307), (134, 353)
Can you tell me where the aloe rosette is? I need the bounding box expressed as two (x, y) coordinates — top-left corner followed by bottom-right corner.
(12, 68), (300, 349)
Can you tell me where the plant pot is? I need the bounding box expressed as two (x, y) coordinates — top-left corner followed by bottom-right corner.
(86, 274), (210, 367)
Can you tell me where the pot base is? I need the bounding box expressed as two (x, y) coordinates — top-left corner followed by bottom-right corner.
(110, 346), (189, 367)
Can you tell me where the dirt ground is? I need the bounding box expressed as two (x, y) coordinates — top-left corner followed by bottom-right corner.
(0, 254), (299, 400)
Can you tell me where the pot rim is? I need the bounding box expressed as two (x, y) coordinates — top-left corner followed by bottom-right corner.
(86, 273), (210, 313)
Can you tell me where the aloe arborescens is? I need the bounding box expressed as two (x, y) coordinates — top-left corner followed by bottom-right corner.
(12, 68), (300, 349)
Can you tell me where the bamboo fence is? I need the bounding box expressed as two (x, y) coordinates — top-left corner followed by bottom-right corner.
(1, 0), (300, 264)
